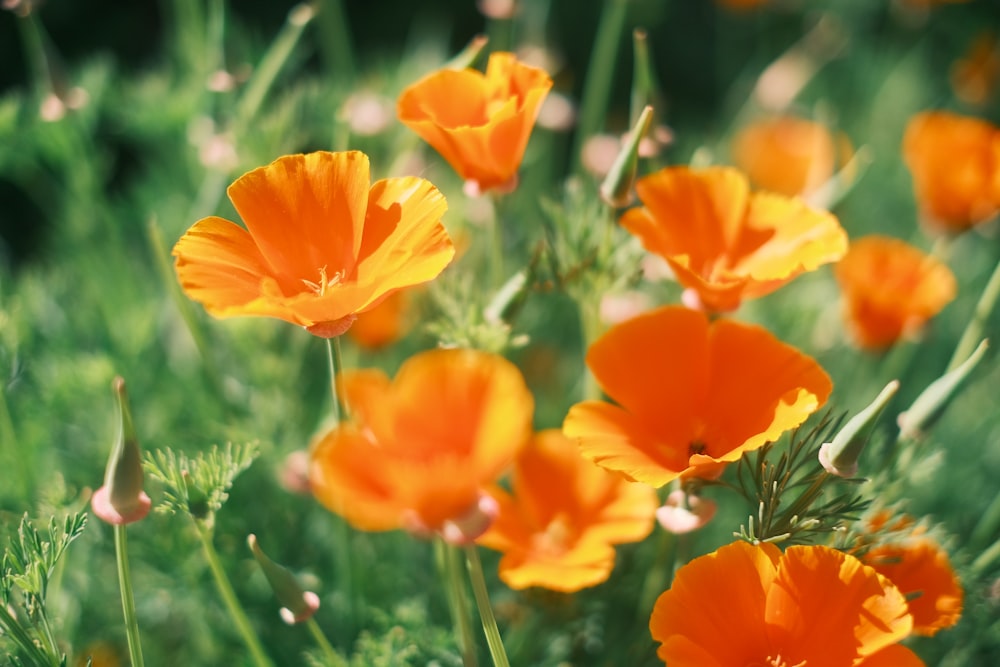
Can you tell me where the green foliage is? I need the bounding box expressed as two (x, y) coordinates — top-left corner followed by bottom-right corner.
(143, 443), (258, 523)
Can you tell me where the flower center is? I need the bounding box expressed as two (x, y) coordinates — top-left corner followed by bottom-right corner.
(301, 266), (344, 296)
(747, 656), (805, 667)
(532, 513), (573, 557)
(688, 440), (707, 457)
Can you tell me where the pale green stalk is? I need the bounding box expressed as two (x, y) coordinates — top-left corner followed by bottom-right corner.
(464, 545), (509, 667)
(439, 541), (478, 667)
(194, 521), (275, 667)
(114, 525), (145, 667)
(324, 337), (349, 424)
(305, 617), (343, 667)
(948, 255), (1000, 372)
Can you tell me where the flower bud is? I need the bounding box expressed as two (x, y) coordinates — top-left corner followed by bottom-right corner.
(91, 377), (152, 525)
(656, 489), (717, 534)
(600, 105), (654, 208)
(247, 534), (320, 625)
(819, 380), (899, 477)
(898, 339), (989, 440)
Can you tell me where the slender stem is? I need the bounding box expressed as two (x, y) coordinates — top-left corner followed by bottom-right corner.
(325, 337), (350, 423)
(463, 545), (509, 667)
(948, 255), (1000, 372)
(114, 525), (145, 667)
(490, 194), (506, 289)
(637, 528), (676, 619)
(194, 520), (275, 667)
(440, 541), (478, 667)
(315, 0), (356, 79)
(0, 603), (52, 666)
(572, 0), (629, 174)
(34, 606), (60, 666)
(971, 490), (1000, 550)
(971, 536), (1000, 576)
(305, 617), (343, 667)
(0, 380), (34, 502)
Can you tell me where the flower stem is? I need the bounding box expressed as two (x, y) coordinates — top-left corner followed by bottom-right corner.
(194, 520), (275, 667)
(325, 337), (350, 423)
(305, 617), (344, 667)
(439, 541), (478, 667)
(464, 544), (510, 667)
(948, 254), (1000, 372)
(114, 524), (145, 667)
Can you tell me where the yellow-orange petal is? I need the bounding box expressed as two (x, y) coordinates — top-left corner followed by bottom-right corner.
(863, 539), (964, 636)
(227, 151), (369, 285)
(650, 541), (780, 666)
(732, 115), (837, 197)
(835, 235), (957, 349)
(903, 111), (1000, 229)
(172, 216), (305, 323)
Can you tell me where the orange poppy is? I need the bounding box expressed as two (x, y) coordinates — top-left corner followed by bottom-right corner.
(397, 51), (553, 193)
(346, 288), (413, 350)
(478, 429), (657, 592)
(951, 32), (1000, 107)
(902, 111), (1000, 230)
(731, 115), (837, 199)
(562, 306), (832, 488)
(309, 348), (534, 543)
(650, 540), (920, 666)
(834, 235), (957, 349)
(620, 166), (848, 312)
(173, 151), (455, 338)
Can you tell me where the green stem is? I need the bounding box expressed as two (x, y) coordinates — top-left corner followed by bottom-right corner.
(324, 337), (349, 423)
(34, 606), (60, 667)
(971, 490), (1000, 550)
(971, 536), (1000, 576)
(463, 545), (509, 667)
(490, 195), (506, 289)
(0, 603), (52, 666)
(440, 541), (478, 667)
(948, 255), (1000, 372)
(114, 525), (145, 667)
(637, 527), (676, 619)
(194, 521), (275, 667)
(315, 0), (356, 79)
(305, 617), (343, 667)
(572, 0), (629, 175)
(0, 379), (34, 503)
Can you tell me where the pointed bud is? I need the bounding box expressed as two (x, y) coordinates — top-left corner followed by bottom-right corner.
(91, 377), (152, 525)
(819, 380), (899, 477)
(247, 534), (320, 625)
(898, 340), (989, 440)
(445, 34), (489, 71)
(600, 105), (654, 208)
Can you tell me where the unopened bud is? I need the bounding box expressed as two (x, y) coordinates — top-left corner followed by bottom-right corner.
(600, 105), (654, 208)
(819, 380), (900, 477)
(656, 489), (717, 534)
(91, 377), (151, 525)
(898, 340), (989, 440)
(247, 534), (320, 624)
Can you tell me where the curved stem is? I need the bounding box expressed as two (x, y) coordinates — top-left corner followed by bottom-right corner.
(440, 541), (478, 667)
(114, 524), (145, 667)
(305, 617), (343, 667)
(463, 545), (509, 667)
(194, 520), (275, 667)
(949, 255), (1000, 372)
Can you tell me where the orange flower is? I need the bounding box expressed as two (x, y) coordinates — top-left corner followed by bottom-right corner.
(903, 111), (1000, 230)
(951, 32), (1000, 106)
(309, 348), (534, 543)
(731, 115), (837, 199)
(620, 166), (847, 312)
(478, 429), (657, 592)
(173, 151), (455, 338)
(563, 306), (832, 488)
(650, 541), (921, 666)
(346, 288), (413, 350)
(835, 235), (957, 349)
(397, 52), (553, 193)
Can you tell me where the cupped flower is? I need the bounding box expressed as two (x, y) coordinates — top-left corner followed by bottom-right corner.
(309, 348), (534, 543)
(620, 166), (847, 312)
(903, 111), (1000, 230)
(173, 150), (455, 338)
(478, 429), (657, 593)
(731, 115), (837, 200)
(563, 306), (832, 488)
(835, 235), (956, 349)
(397, 51), (553, 194)
(650, 541), (920, 667)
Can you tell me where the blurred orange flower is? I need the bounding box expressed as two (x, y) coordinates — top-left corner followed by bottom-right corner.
(478, 429), (657, 592)
(716, 0), (769, 9)
(563, 306), (832, 488)
(620, 166), (847, 312)
(397, 51), (553, 193)
(309, 348), (534, 543)
(835, 235), (956, 349)
(173, 151), (455, 338)
(650, 541), (921, 666)
(951, 32), (1000, 106)
(346, 288), (413, 350)
(903, 111), (1000, 230)
(731, 115), (837, 199)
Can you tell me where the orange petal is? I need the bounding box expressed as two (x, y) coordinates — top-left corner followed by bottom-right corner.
(857, 643), (926, 667)
(227, 151), (370, 283)
(650, 541), (780, 666)
(731, 115), (837, 197)
(172, 216), (303, 323)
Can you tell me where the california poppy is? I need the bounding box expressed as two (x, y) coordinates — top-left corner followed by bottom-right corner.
(903, 111), (1000, 230)
(173, 150), (455, 338)
(731, 115), (837, 200)
(620, 166), (847, 312)
(397, 51), (553, 193)
(563, 306), (832, 488)
(478, 429), (657, 592)
(835, 235), (957, 349)
(346, 288), (413, 350)
(650, 541), (920, 666)
(309, 348), (534, 543)
(950, 32), (1000, 107)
